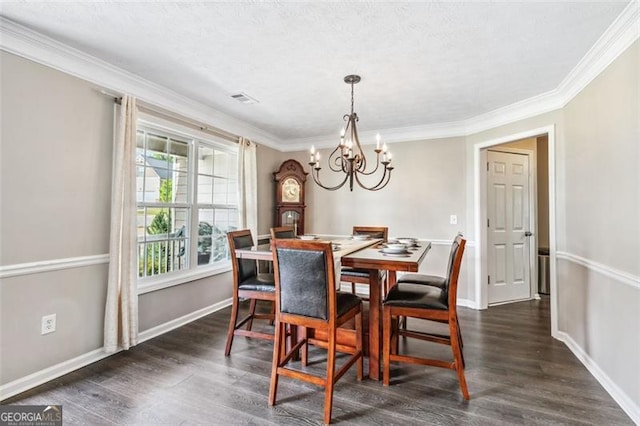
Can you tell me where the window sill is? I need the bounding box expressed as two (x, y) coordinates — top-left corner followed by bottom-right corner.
(137, 263), (232, 295)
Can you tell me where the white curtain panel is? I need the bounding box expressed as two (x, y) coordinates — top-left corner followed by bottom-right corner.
(104, 95), (139, 353)
(238, 138), (258, 238)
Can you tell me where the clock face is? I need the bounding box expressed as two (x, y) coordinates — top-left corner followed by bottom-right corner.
(282, 177), (300, 203)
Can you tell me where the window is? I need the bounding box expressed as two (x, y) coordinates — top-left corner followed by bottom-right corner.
(136, 121), (238, 281)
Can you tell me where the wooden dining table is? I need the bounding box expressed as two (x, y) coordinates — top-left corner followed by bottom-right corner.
(235, 236), (431, 380)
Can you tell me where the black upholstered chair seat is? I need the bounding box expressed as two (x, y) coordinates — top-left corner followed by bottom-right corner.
(238, 273), (276, 292)
(336, 292), (362, 317)
(384, 283), (448, 310)
(397, 273), (446, 289)
(341, 267), (385, 279)
(340, 267), (371, 278)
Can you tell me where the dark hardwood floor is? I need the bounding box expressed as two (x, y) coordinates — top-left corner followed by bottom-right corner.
(4, 297), (632, 425)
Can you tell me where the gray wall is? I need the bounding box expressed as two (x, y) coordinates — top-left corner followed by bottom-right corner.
(1, 52), (113, 384)
(559, 39), (639, 405)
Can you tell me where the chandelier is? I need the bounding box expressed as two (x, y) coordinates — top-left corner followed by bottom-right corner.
(308, 75), (393, 191)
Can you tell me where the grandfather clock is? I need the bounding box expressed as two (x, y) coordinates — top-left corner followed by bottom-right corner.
(273, 159), (307, 236)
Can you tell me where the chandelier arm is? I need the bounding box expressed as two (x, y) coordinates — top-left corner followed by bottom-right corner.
(357, 152), (382, 176)
(310, 166), (349, 191)
(308, 74), (395, 192)
(328, 145), (347, 172)
(350, 114), (368, 173)
(354, 165), (392, 191)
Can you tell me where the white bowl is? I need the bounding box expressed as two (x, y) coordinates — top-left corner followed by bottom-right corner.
(352, 234), (370, 240)
(386, 243), (407, 250)
(299, 234), (317, 240)
(382, 247), (407, 254)
(397, 237), (417, 245)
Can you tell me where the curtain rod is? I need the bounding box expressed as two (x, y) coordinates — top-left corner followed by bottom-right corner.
(100, 89), (239, 144)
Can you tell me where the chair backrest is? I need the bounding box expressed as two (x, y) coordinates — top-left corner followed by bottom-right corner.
(227, 229), (257, 284)
(270, 226), (296, 240)
(352, 226), (388, 242)
(272, 239), (336, 321)
(445, 234), (466, 309)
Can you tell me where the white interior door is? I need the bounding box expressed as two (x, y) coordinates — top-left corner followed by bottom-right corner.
(487, 150), (531, 304)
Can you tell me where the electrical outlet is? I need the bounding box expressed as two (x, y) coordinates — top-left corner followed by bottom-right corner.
(41, 314), (56, 335)
(450, 215), (458, 225)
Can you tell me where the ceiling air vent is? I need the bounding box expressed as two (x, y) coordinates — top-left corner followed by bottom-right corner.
(231, 92), (259, 104)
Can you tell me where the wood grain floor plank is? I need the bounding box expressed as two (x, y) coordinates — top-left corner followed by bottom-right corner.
(4, 297), (633, 425)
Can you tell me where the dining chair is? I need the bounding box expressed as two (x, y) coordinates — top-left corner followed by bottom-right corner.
(396, 233), (463, 337)
(270, 226), (296, 239)
(382, 234), (469, 400)
(225, 229), (276, 356)
(269, 239), (364, 425)
(341, 226), (388, 300)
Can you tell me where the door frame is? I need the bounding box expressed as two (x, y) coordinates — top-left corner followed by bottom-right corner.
(485, 147), (536, 305)
(473, 124), (558, 338)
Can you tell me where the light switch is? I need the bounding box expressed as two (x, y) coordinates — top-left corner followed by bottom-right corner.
(450, 215), (458, 225)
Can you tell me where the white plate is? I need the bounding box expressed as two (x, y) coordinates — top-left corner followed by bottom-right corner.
(386, 243), (407, 250)
(381, 251), (410, 257)
(397, 237), (417, 244)
(352, 235), (370, 241)
(381, 247), (409, 254)
(298, 235), (317, 240)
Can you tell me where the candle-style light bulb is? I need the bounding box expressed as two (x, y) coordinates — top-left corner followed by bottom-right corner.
(310, 145), (315, 163)
(383, 142), (388, 153)
(376, 133), (381, 150)
(315, 152), (320, 162)
(388, 152), (392, 161)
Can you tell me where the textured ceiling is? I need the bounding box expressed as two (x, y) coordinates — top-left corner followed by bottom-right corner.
(0, 1), (630, 147)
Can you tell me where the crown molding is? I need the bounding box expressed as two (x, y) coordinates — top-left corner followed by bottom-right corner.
(0, 17), (283, 150)
(2, 1), (638, 153)
(284, 1), (640, 151)
(556, 0), (640, 107)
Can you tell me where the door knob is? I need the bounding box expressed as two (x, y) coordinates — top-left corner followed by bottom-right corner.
(525, 231), (533, 237)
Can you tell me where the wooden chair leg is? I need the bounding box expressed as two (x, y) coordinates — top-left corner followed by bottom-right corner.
(391, 317), (399, 355)
(449, 319), (469, 400)
(456, 314), (463, 348)
(269, 321), (284, 406)
(224, 297), (239, 356)
(382, 307), (391, 386)
(351, 282), (356, 295)
(400, 316), (407, 330)
(301, 327), (309, 367)
(246, 299), (257, 331)
(355, 310), (363, 380)
(324, 328), (337, 424)
(269, 301), (275, 325)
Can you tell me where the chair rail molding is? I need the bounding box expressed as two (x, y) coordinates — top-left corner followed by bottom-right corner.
(0, 254), (110, 279)
(556, 251), (640, 290)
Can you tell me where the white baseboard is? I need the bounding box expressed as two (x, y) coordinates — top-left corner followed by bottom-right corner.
(456, 298), (479, 309)
(0, 347), (108, 402)
(0, 297), (233, 402)
(558, 331), (640, 424)
(138, 297), (232, 343)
